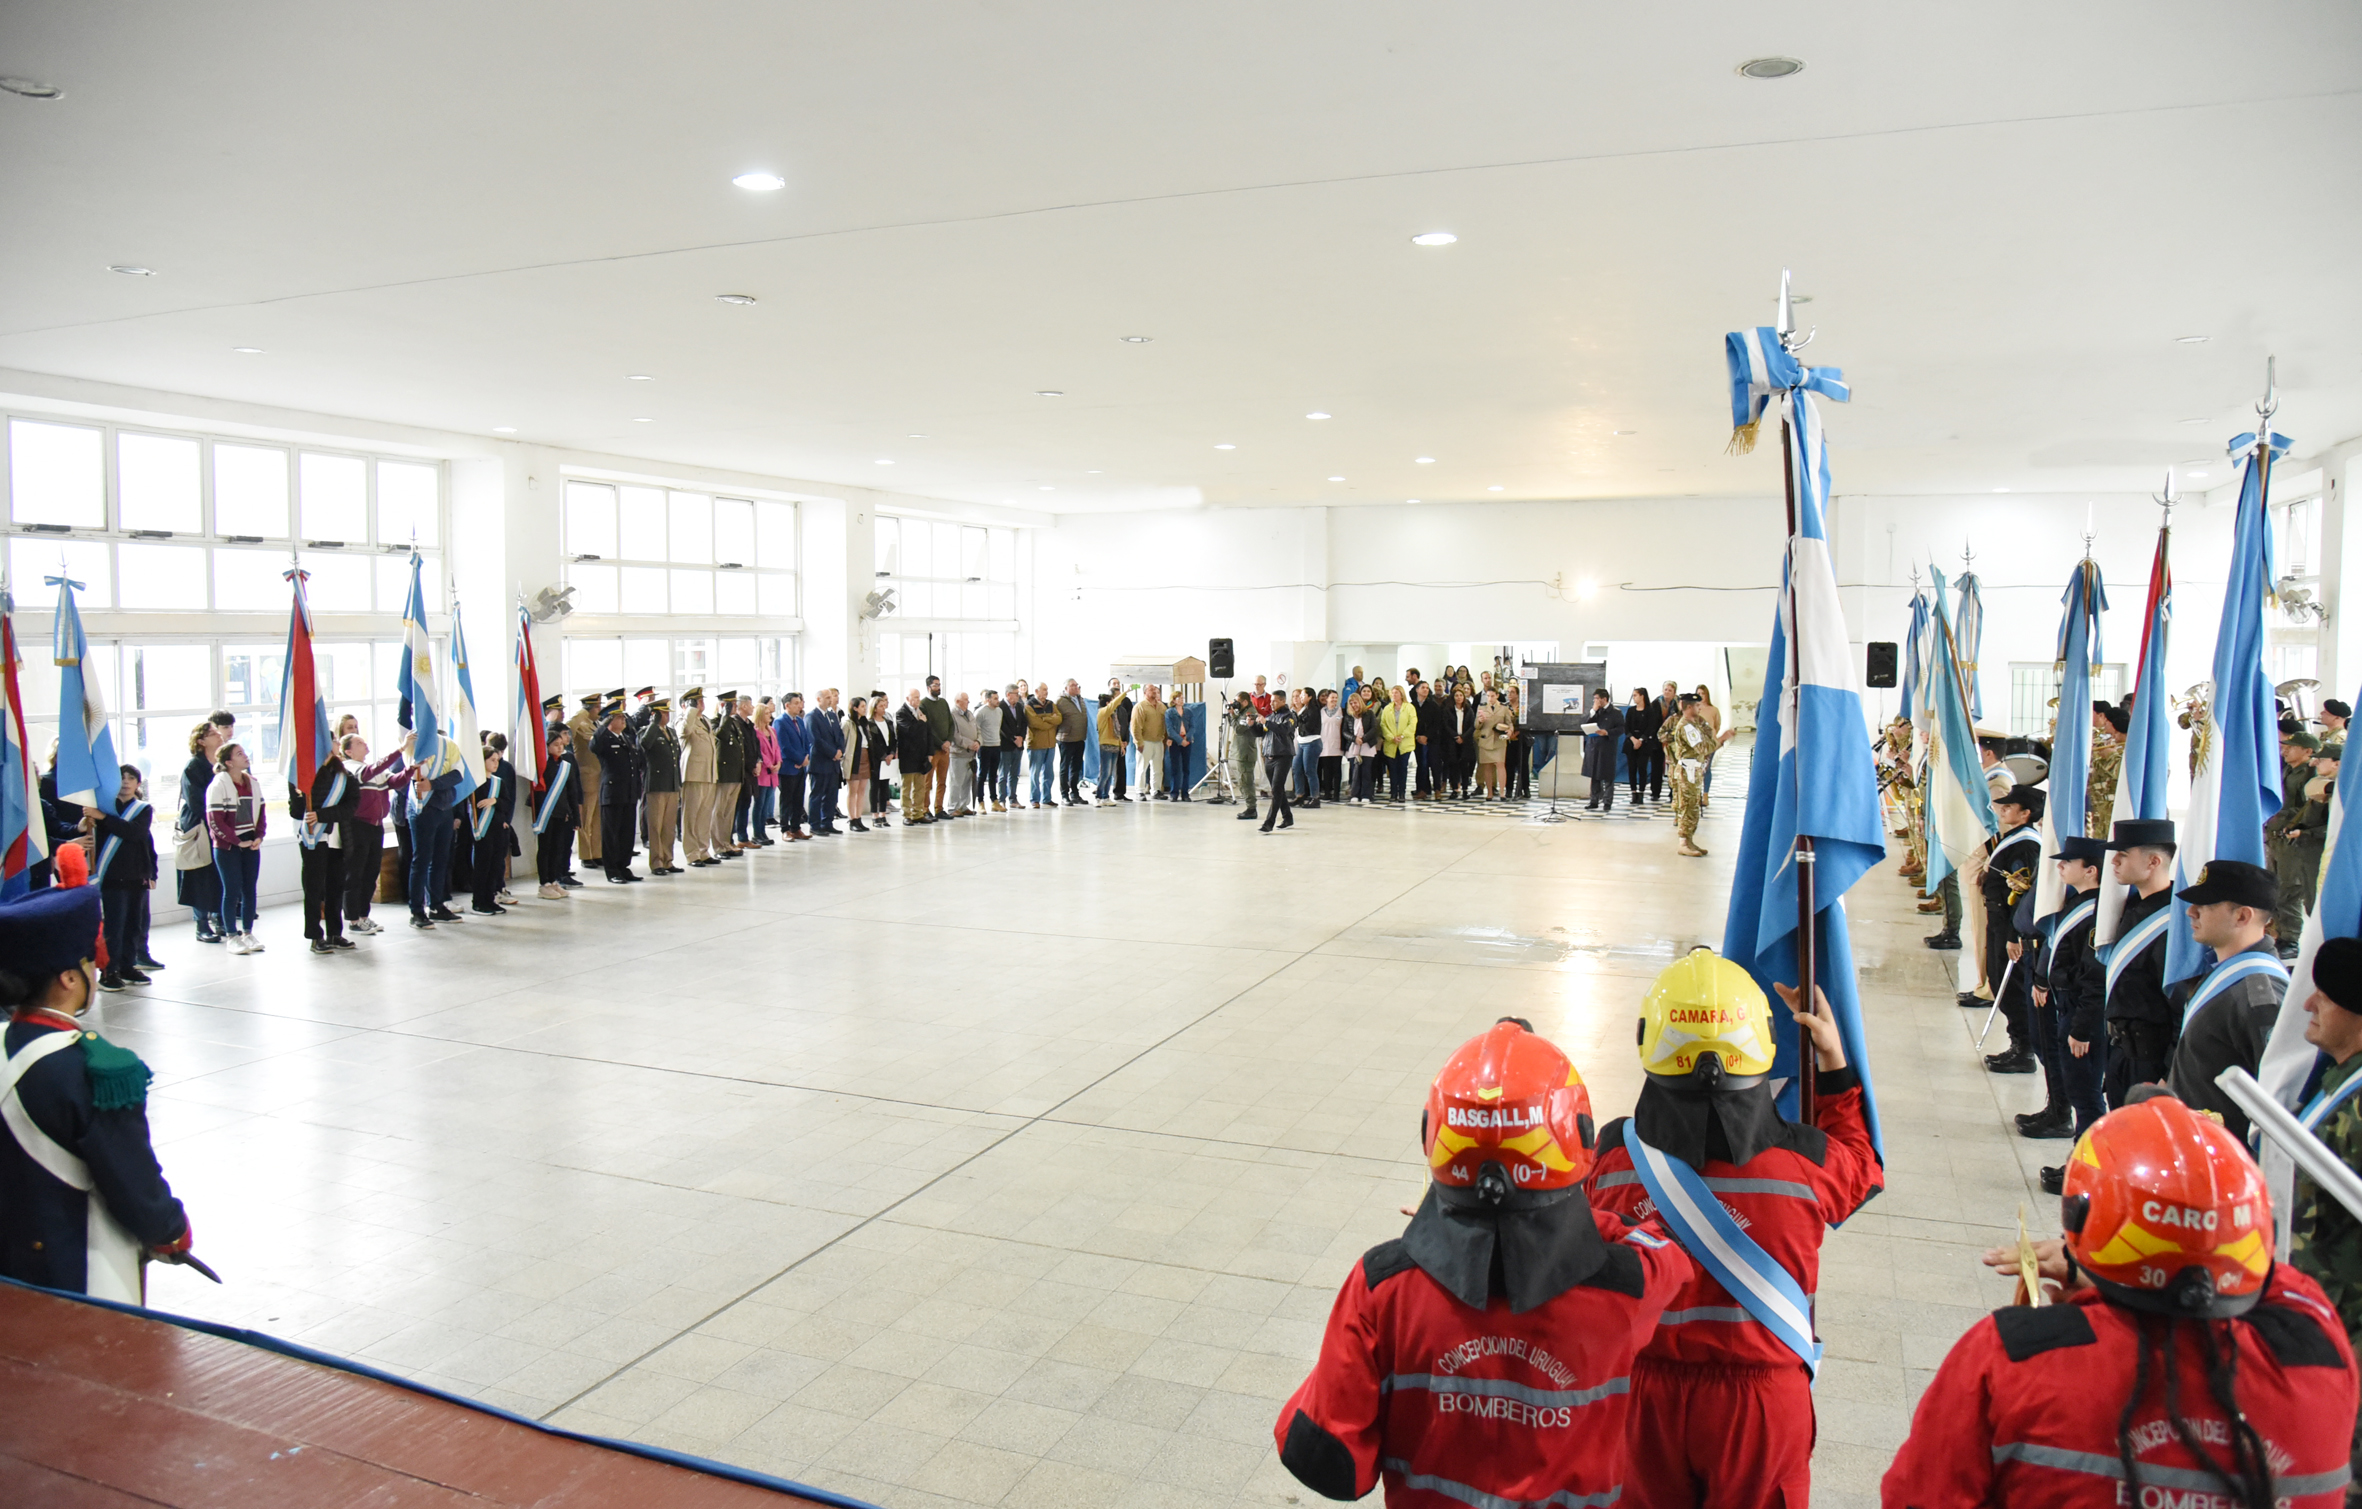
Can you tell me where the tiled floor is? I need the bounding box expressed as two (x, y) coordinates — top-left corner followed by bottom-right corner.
(116, 771), (2052, 1508)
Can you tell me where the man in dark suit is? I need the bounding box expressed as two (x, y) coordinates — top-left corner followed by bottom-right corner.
(1579, 690), (1626, 811)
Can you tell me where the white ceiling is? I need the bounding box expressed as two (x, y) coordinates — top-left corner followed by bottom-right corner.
(4, 2), (2358, 513)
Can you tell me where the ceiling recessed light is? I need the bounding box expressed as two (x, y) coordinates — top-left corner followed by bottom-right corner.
(715, 292), (757, 305)
(1410, 232), (1457, 247)
(1306, 411), (1331, 420)
(1214, 443), (1235, 450)
(626, 373), (654, 381)
(1406, 499), (1421, 504)
(1737, 56), (1805, 79)
(0, 77), (64, 100)
(2179, 417), (2210, 424)
(731, 171), (786, 191)
(874, 459), (894, 465)
(1035, 390), (1064, 397)
(1993, 486), (2009, 492)
(907, 433), (928, 438)
(1614, 430), (1638, 436)
(491, 426), (517, 435)
(1086, 470), (1103, 474)
(1119, 335), (1152, 343)
(1488, 485), (1505, 492)
(108, 264), (153, 276)
(1414, 456), (1435, 464)
(1328, 476), (1346, 482)
(2176, 335), (2209, 344)
(231, 346), (263, 354)
(2190, 469), (2210, 479)
(632, 417), (654, 423)
(1039, 485), (1055, 491)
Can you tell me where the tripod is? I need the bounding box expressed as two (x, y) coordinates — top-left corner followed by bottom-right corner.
(1203, 679), (1237, 804)
(1534, 732), (1571, 824)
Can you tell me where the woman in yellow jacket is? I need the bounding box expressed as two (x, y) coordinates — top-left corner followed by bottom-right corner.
(1377, 686), (1419, 805)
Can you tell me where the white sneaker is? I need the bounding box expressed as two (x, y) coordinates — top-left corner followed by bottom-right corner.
(496, 890), (517, 904)
(350, 917), (381, 936)
(229, 933), (254, 954)
(243, 933), (266, 953)
(538, 883), (565, 899)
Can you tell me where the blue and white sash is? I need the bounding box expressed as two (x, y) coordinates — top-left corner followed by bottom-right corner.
(2179, 950), (2289, 1027)
(2300, 1066), (2362, 1134)
(2100, 904), (2173, 998)
(471, 773), (503, 840)
(1625, 1130), (1822, 1377)
(2041, 896), (2096, 949)
(531, 765), (572, 835)
(89, 799), (150, 884)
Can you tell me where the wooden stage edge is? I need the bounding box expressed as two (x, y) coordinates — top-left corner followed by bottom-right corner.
(0, 1278), (874, 1508)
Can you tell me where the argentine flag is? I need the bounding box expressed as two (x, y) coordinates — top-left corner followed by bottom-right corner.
(2033, 561), (2107, 924)
(1898, 590), (1929, 728)
(2093, 525), (2174, 944)
(443, 601), (484, 802)
(1720, 325), (1888, 1156)
(1, 595), (48, 896)
(1920, 565), (1998, 900)
(2163, 429), (2287, 986)
(50, 571), (120, 817)
(396, 550), (444, 779)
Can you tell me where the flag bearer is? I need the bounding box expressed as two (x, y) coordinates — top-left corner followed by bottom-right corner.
(2096, 818), (2179, 1127)
(531, 722), (580, 899)
(2161, 859), (2288, 1144)
(1974, 783), (2045, 1074)
(0, 887), (197, 1300)
(1884, 1096), (2356, 1508)
(1275, 1019), (1692, 1507)
(2028, 837), (2108, 1193)
(1585, 949), (1882, 1508)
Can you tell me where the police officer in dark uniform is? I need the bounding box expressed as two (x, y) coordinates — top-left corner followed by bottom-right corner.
(590, 699), (643, 883)
(1975, 783), (2044, 1074)
(0, 887), (199, 1301)
(2099, 816), (2179, 1123)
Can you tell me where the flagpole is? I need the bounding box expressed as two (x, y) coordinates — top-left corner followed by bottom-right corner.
(1775, 270), (1818, 1122)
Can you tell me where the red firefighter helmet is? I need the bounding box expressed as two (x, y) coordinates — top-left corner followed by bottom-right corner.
(1422, 1018), (1596, 1199)
(2061, 1096), (2273, 1318)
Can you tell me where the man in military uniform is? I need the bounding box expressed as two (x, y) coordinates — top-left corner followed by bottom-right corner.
(2095, 817), (2179, 1148)
(1661, 694), (1719, 858)
(2288, 935), (2362, 1492)
(2163, 859), (2289, 1143)
(677, 688), (718, 866)
(713, 690), (750, 857)
(590, 700), (642, 883)
(565, 691), (610, 870)
(638, 696), (683, 876)
(625, 686), (658, 737)
(2267, 728), (2321, 946)
(2086, 702), (2125, 838)
(1974, 783), (2044, 1073)
(0, 887), (200, 1300)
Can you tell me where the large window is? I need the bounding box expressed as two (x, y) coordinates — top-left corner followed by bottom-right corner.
(4, 412), (447, 808)
(873, 517), (1018, 622)
(2007, 662), (2128, 740)
(873, 631), (1016, 704)
(559, 635), (800, 713)
(3, 414), (444, 613)
(561, 481), (795, 618)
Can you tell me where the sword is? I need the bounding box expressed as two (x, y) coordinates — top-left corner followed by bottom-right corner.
(155, 1249), (223, 1284)
(1977, 958), (2018, 1048)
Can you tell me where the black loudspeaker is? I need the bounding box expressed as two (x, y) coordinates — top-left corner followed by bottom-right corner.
(1865, 641), (1899, 688)
(1208, 638), (1235, 678)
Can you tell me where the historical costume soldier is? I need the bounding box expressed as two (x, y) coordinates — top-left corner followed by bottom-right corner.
(589, 700), (642, 883)
(637, 697), (683, 875)
(1585, 951), (1880, 1507)
(1276, 1020), (1691, 1509)
(1886, 1098), (2356, 1508)
(1, 887), (199, 1300)
(1972, 783), (2044, 1074)
(1578, 689), (1625, 811)
(565, 691), (611, 868)
(532, 705), (579, 898)
(1661, 694), (1721, 858)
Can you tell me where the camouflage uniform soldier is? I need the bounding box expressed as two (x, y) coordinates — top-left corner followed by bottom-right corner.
(2288, 936), (2362, 1489)
(2086, 705), (2125, 838)
(1662, 698), (1719, 858)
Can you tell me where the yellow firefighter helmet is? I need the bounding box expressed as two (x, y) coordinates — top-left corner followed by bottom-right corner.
(1638, 947), (1777, 1080)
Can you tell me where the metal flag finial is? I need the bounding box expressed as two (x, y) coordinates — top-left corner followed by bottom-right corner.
(2257, 354), (2279, 427)
(1961, 538), (1975, 570)
(2155, 467), (2178, 517)
(1775, 267), (1815, 355)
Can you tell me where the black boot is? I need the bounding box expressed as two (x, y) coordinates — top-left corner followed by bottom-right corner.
(1238, 806), (1258, 821)
(2016, 1106), (2074, 1139)
(1985, 1042), (2037, 1074)
(2038, 1165), (2066, 1195)
(1924, 931), (1961, 950)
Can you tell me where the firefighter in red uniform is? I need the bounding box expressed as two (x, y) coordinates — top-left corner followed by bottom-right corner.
(1585, 947), (1883, 1508)
(1274, 1018), (1694, 1507)
(1884, 1094), (2358, 1507)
